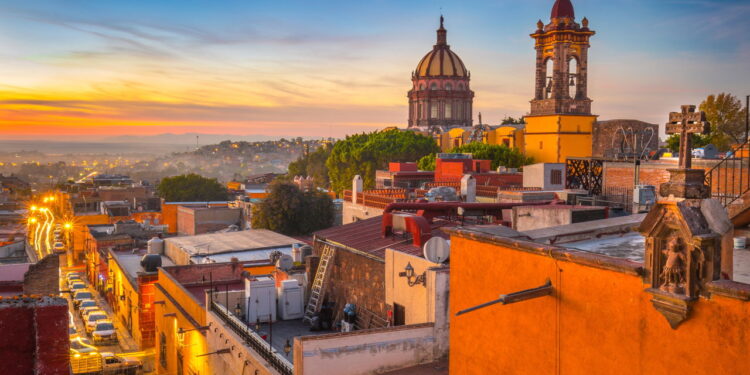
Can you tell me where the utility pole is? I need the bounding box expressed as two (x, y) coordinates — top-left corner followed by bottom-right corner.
(745, 95), (749, 142)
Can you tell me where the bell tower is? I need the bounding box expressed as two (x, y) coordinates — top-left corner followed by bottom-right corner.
(523, 0), (598, 163)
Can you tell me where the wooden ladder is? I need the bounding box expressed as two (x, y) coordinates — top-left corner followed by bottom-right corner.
(302, 244), (335, 324)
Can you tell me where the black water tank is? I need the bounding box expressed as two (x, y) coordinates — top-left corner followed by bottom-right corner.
(140, 254), (162, 272)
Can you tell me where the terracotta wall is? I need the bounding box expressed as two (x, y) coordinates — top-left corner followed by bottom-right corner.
(448, 232), (750, 375)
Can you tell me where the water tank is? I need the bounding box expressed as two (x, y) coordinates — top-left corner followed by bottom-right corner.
(140, 254), (162, 273)
(277, 280), (303, 320)
(147, 237), (164, 254)
(291, 244), (302, 263)
(245, 277), (276, 323)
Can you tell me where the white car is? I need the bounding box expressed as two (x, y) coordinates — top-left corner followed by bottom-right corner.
(70, 282), (87, 292)
(91, 320), (117, 344)
(54, 242), (65, 251)
(78, 299), (97, 311)
(85, 312), (108, 333)
(73, 291), (94, 308)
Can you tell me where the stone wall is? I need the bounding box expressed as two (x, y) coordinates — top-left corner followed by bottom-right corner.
(592, 120), (659, 159)
(23, 254), (59, 296)
(313, 240), (387, 319)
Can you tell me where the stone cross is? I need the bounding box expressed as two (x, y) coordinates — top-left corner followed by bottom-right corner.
(665, 105), (710, 169)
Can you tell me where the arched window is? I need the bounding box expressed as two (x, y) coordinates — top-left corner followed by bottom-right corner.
(445, 101), (452, 119)
(458, 83), (464, 90)
(568, 57), (578, 99)
(430, 82), (438, 90)
(419, 83), (425, 90)
(431, 102), (438, 118)
(445, 83), (452, 91)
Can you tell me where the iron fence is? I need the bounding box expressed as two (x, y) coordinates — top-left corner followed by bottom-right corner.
(210, 300), (293, 375)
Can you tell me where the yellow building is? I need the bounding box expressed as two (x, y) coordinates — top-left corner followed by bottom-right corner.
(524, 0), (596, 163)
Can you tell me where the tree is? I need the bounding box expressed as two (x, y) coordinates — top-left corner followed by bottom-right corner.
(501, 116), (524, 125)
(417, 153), (436, 171)
(287, 143), (332, 188)
(157, 173), (228, 202)
(700, 93), (748, 150)
(251, 182), (334, 235)
(326, 129), (439, 194)
(665, 133), (709, 154)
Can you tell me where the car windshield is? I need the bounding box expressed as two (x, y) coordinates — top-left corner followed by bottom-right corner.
(96, 323), (114, 331)
(72, 284), (85, 289)
(88, 314), (106, 322)
(80, 301), (96, 308)
(75, 293), (92, 299)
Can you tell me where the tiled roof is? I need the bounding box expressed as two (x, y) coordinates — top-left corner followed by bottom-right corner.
(314, 216), (454, 259)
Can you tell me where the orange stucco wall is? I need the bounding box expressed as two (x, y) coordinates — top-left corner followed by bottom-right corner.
(161, 202), (229, 233)
(449, 234), (750, 375)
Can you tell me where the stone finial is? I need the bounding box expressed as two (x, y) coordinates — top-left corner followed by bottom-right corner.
(582, 17), (589, 28)
(537, 19), (544, 30)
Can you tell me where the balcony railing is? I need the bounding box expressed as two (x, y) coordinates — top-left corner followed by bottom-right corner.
(210, 300), (293, 375)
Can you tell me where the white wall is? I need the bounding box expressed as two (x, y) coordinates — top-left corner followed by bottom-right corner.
(294, 324), (438, 375)
(342, 201), (384, 225)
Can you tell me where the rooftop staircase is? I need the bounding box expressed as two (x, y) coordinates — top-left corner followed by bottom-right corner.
(705, 140), (750, 226)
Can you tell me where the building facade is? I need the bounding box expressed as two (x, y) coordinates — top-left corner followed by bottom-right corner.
(408, 16), (474, 130)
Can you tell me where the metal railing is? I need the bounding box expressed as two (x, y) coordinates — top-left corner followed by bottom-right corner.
(705, 140), (750, 207)
(210, 300), (293, 375)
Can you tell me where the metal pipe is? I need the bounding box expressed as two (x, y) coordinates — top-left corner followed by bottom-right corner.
(456, 279), (553, 316)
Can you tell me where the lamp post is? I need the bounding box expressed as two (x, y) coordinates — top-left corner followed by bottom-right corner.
(284, 339), (292, 357)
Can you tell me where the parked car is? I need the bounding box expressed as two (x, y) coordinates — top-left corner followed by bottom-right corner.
(101, 352), (142, 375)
(54, 242), (65, 251)
(80, 306), (101, 319)
(91, 320), (117, 344)
(73, 291), (94, 308)
(70, 336), (97, 354)
(78, 299), (97, 311)
(85, 312), (109, 333)
(69, 282), (87, 292)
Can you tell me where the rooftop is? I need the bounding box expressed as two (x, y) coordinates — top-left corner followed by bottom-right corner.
(110, 250), (174, 286)
(165, 229), (302, 256)
(314, 216), (455, 259)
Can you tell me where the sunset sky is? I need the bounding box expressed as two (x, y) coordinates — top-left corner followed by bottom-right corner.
(0, 0), (748, 140)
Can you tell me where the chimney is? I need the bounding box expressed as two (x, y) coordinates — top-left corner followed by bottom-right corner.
(461, 174), (476, 202)
(352, 175), (363, 203)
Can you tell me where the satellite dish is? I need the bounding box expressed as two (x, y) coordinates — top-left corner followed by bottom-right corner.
(276, 254), (294, 271)
(423, 237), (450, 264)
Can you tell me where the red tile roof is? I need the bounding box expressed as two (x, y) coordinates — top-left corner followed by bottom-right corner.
(313, 216), (454, 259)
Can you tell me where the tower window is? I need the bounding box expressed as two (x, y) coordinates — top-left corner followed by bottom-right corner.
(445, 102), (452, 119)
(430, 82), (438, 90)
(445, 83), (452, 91)
(431, 103), (438, 119)
(458, 83), (464, 90)
(420, 83), (425, 90)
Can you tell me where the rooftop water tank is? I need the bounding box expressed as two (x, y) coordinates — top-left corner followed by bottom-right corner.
(147, 237), (164, 254)
(140, 253), (162, 273)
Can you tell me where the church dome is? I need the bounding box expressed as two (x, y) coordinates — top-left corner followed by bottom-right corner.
(415, 17), (468, 78)
(551, 0), (575, 19)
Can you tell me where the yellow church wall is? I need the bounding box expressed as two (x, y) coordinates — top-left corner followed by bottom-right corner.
(523, 115), (595, 163)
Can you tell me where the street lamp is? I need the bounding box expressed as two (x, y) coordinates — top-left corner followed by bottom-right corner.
(234, 303), (242, 318)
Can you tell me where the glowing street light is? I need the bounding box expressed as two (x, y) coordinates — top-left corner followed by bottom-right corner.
(64, 222), (73, 230)
(28, 217), (37, 224)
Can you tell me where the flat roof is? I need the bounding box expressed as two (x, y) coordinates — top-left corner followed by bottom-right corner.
(165, 229), (302, 256)
(110, 250), (174, 286)
(562, 232), (645, 262)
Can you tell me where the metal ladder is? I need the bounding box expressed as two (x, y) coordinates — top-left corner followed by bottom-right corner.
(302, 244), (335, 324)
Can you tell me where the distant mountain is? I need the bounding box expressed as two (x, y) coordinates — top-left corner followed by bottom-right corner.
(101, 133), (301, 145)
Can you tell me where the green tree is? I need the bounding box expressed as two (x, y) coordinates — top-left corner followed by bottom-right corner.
(417, 153), (436, 171)
(500, 116), (524, 125)
(700, 93), (748, 150)
(326, 129), (439, 194)
(287, 143), (332, 188)
(665, 133), (709, 154)
(251, 182), (334, 235)
(157, 173), (228, 202)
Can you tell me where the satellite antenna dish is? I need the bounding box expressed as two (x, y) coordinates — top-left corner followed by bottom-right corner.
(423, 237), (450, 264)
(276, 254), (294, 271)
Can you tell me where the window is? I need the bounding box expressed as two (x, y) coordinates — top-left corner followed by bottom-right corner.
(445, 83), (452, 91)
(445, 102), (452, 119)
(503, 139), (510, 147)
(430, 82), (438, 90)
(458, 83), (464, 90)
(159, 333), (167, 369)
(394, 303), (406, 326)
(431, 103), (438, 119)
(419, 83), (425, 90)
(551, 169), (563, 185)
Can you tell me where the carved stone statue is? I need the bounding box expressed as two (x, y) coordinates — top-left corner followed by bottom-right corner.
(659, 235), (687, 293)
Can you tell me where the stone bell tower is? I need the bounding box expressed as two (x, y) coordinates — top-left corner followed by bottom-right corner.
(523, 0), (598, 163)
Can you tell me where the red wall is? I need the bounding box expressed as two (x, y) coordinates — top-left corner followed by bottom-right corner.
(0, 297), (70, 375)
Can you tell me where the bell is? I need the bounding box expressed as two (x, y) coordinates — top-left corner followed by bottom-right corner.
(569, 77), (576, 86)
